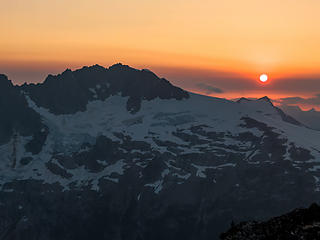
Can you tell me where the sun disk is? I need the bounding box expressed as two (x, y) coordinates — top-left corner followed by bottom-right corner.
(259, 74), (268, 83)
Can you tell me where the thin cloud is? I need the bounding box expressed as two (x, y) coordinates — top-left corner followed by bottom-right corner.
(276, 94), (320, 106)
(196, 83), (224, 94)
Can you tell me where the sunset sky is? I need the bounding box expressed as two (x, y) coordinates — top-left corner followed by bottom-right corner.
(1, 0), (320, 109)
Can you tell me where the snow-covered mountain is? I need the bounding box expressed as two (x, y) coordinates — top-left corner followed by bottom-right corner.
(0, 64), (320, 240)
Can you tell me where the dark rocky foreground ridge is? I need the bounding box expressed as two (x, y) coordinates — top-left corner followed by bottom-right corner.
(220, 203), (320, 240)
(0, 64), (319, 240)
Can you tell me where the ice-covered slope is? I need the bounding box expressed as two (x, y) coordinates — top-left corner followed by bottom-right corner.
(0, 65), (320, 240)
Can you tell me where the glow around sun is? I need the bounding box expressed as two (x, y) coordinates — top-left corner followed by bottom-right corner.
(259, 74), (268, 83)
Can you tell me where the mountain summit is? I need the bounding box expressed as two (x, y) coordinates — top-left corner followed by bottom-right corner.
(21, 63), (189, 114)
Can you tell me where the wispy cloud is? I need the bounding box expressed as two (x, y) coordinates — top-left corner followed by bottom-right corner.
(275, 94), (320, 106)
(196, 83), (224, 94)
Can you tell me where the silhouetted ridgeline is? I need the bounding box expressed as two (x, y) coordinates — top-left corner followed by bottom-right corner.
(21, 63), (189, 114)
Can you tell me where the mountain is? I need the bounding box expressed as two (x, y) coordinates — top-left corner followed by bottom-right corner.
(0, 64), (320, 240)
(237, 96), (302, 126)
(220, 203), (320, 240)
(21, 63), (188, 115)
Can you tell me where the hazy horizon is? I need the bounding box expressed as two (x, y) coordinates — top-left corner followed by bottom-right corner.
(2, 0), (320, 110)
(2, 62), (320, 111)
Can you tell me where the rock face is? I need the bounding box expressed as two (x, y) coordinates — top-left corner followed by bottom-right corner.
(0, 74), (47, 153)
(21, 63), (189, 114)
(220, 203), (320, 240)
(0, 64), (320, 240)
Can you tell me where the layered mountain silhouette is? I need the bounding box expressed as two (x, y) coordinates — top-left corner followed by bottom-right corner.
(0, 64), (319, 240)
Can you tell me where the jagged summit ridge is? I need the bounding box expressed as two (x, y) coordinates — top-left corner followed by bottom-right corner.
(21, 63), (189, 114)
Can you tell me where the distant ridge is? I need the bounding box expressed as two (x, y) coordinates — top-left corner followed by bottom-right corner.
(237, 95), (302, 126)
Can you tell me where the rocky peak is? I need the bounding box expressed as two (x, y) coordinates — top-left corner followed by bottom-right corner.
(20, 64), (189, 115)
(0, 74), (13, 89)
(108, 62), (133, 71)
(237, 95), (302, 126)
(257, 96), (273, 104)
(237, 97), (251, 103)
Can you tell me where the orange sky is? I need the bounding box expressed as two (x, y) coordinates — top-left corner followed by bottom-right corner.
(1, 0), (320, 108)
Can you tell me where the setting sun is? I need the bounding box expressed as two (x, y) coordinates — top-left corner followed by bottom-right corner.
(259, 74), (268, 83)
